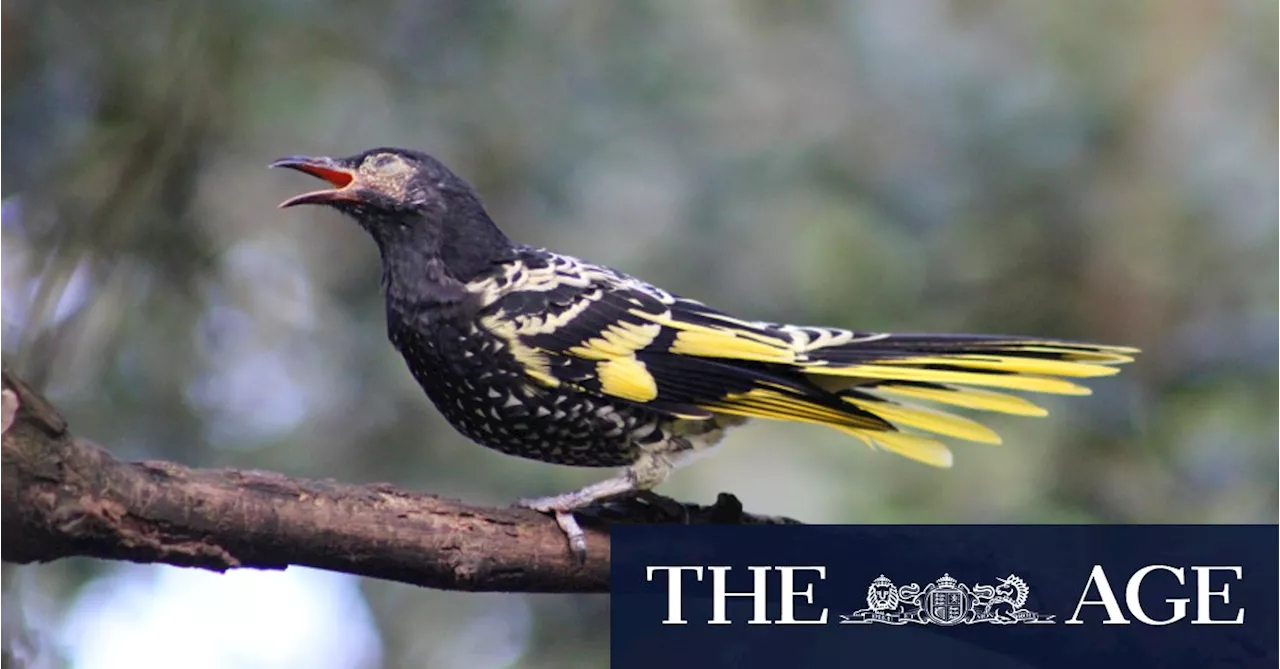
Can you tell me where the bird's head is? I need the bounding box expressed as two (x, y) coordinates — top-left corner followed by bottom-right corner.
(271, 147), (475, 222)
(272, 147), (514, 278)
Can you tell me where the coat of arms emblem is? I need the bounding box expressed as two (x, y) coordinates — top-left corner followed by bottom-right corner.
(840, 573), (1055, 625)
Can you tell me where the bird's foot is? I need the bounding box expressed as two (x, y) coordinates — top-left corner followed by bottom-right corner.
(514, 474), (643, 563)
(514, 495), (593, 564)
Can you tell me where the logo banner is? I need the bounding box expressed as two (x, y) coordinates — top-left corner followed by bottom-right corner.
(611, 525), (1277, 668)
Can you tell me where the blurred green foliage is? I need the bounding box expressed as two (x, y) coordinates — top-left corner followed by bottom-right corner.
(2, 1), (1276, 668)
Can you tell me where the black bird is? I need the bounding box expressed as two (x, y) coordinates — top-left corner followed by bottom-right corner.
(272, 147), (1138, 558)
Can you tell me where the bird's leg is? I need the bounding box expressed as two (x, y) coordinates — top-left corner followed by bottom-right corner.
(515, 476), (635, 562)
(515, 446), (682, 562)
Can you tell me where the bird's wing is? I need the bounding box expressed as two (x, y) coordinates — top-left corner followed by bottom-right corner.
(474, 251), (1138, 467)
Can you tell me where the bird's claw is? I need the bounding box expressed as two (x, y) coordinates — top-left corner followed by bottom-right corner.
(514, 497), (588, 564)
(554, 510), (588, 564)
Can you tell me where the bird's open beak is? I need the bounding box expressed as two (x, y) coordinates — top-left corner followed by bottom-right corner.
(270, 156), (360, 208)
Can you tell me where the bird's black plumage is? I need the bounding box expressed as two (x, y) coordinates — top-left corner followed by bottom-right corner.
(382, 245), (679, 468)
(272, 147), (1139, 556)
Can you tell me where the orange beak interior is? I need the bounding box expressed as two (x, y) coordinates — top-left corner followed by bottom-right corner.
(292, 164), (355, 189)
(271, 156), (360, 208)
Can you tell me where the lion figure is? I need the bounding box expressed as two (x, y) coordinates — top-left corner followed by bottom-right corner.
(866, 575), (900, 612)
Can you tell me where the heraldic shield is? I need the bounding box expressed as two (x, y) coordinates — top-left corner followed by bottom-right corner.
(927, 580), (968, 626)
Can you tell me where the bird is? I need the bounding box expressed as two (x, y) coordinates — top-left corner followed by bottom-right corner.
(271, 147), (1139, 559)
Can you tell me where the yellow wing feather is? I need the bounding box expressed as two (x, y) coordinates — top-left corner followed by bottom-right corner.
(631, 308), (799, 363)
(596, 357), (659, 402)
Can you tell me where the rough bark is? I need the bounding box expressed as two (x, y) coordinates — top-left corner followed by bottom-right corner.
(0, 365), (798, 593)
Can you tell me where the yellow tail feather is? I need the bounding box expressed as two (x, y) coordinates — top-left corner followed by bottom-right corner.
(843, 397), (1003, 444)
(1000, 345), (1137, 364)
(870, 354), (1121, 378)
(838, 427), (955, 468)
(870, 384), (1049, 417)
(702, 388), (884, 432)
(688, 334), (1137, 469)
(805, 364), (1093, 395)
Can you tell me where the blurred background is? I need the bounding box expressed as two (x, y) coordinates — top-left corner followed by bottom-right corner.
(2, 1), (1276, 667)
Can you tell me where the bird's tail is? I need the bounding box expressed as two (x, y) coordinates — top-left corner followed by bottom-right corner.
(629, 303), (1136, 467)
(789, 333), (1138, 467)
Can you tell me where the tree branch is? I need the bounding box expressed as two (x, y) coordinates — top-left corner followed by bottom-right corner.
(0, 365), (799, 593)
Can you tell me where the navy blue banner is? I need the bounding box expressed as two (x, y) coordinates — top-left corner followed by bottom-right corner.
(611, 525), (1277, 669)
